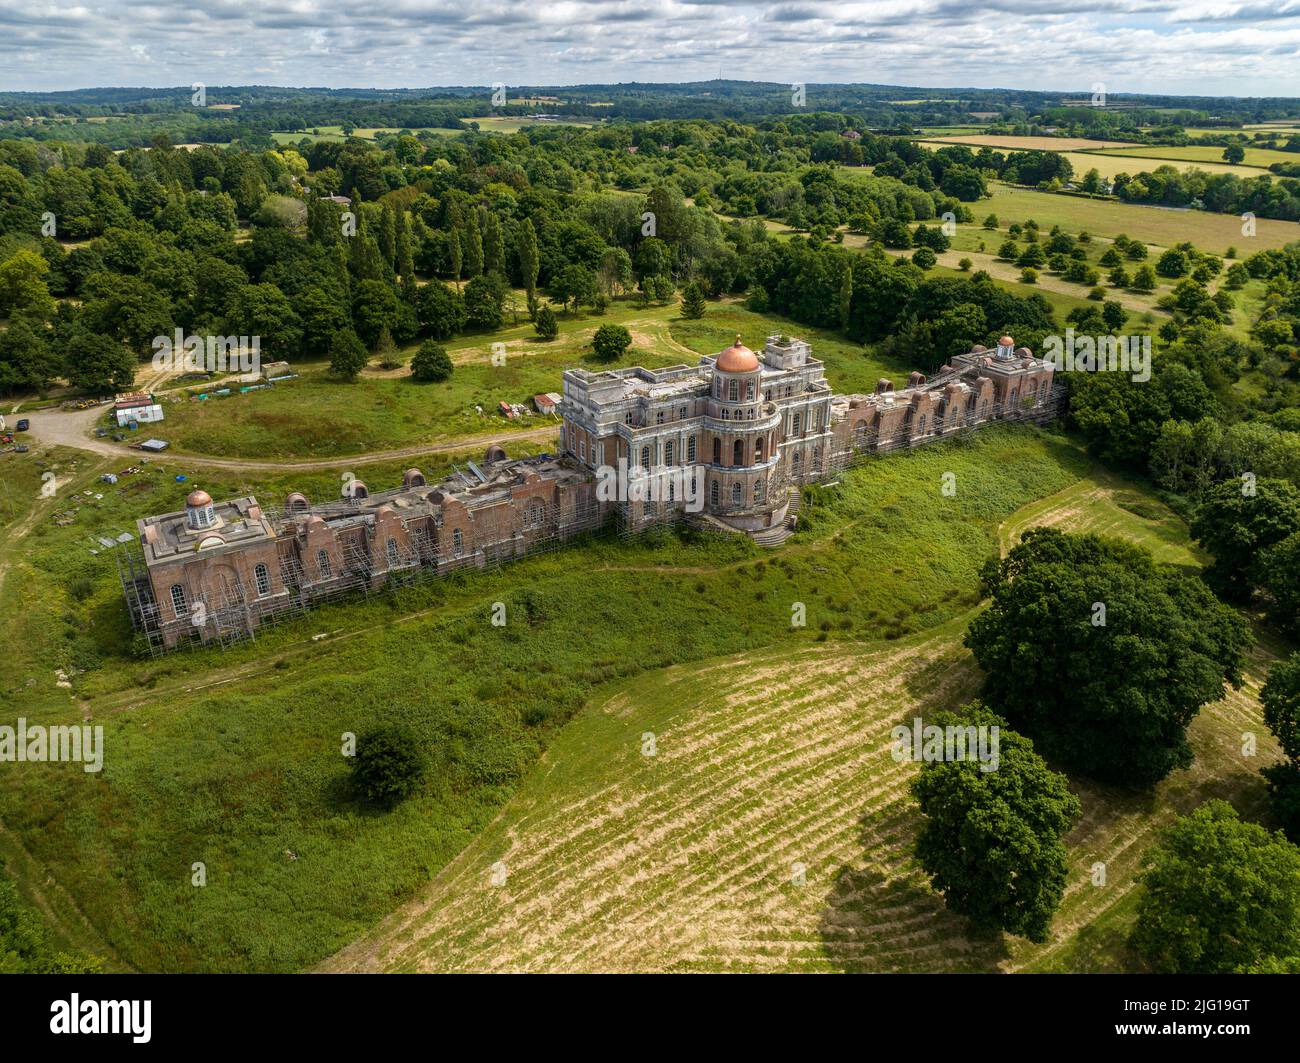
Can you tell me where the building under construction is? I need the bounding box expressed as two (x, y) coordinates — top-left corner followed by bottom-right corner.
(119, 332), (1060, 653)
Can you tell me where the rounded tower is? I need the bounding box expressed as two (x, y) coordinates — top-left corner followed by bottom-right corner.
(704, 335), (783, 522)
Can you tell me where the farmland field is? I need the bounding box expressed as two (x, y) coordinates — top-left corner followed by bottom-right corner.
(1091, 143), (1296, 169)
(917, 134), (1138, 151)
(976, 184), (1300, 253)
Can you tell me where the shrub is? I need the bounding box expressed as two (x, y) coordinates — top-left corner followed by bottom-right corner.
(410, 340), (453, 383)
(351, 725), (427, 807)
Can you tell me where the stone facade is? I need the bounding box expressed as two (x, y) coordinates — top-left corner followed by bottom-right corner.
(126, 333), (1055, 649)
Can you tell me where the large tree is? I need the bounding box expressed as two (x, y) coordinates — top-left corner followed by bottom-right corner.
(328, 328), (368, 382)
(415, 279), (465, 340)
(911, 704), (1080, 943)
(1190, 478), (1300, 601)
(64, 330), (136, 394)
(1261, 654), (1300, 844)
(965, 527), (1250, 786)
(1130, 800), (1300, 973)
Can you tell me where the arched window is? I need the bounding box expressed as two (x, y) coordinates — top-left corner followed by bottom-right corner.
(170, 584), (187, 618)
(254, 563), (271, 596)
(710, 480), (719, 506)
(918, 415), (927, 435)
(712, 438), (721, 465)
(745, 381), (754, 400)
(721, 408), (729, 421)
(526, 499), (545, 529)
(792, 412), (802, 435)
(386, 538), (400, 567)
(733, 439), (744, 465)
(853, 423), (868, 448)
(317, 549), (332, 579)
(640, 446), (651, 470)
(728, 379), (738, 401)
(731, 482), (742, 505)
(754, 480), (764, 503)
(755, 437), (764, 461)
(452, 528), (463, 556)
(667, 480), (675, 503)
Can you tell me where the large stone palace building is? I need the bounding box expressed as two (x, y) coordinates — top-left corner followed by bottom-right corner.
(121, 333), (1056, 650)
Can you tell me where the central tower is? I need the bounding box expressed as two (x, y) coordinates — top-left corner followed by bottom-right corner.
(704, 335), (783, 523)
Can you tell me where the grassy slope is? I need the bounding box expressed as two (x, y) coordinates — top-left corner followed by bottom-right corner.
(0, 423), (1094, 972)
(323, 459), (1285, 974)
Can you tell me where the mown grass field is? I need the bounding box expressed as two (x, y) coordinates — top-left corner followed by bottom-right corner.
(0, 422), (1108, 972)
(323, 458), (1283, 973)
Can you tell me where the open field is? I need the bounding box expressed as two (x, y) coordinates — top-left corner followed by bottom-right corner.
(471, 116), (601, 134)
(977, 184), (1300, 253)
(1054, 149), (1260, 179)
(0, 423), (1100, 971)
(918, 134), (1138, 151)
(323, 462), (1280, 973)
(921, 144), (1263, 180)
(132, 300), (912, 461)
(1095, 144), (1300, 169)
(271, 126), (469, 145)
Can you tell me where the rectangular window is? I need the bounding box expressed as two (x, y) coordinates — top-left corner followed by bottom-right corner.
(687, 436), (697, 462)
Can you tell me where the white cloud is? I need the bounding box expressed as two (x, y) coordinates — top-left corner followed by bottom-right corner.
(0, 0), (1296, 94)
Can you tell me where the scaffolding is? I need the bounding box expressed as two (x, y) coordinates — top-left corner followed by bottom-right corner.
(119, 487), (611, 656)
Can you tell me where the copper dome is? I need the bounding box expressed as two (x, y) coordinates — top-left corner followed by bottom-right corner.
(716, 334), (759, 373)
(186, 489), (212, 508)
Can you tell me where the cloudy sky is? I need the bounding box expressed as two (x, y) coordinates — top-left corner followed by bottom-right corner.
(1, 1), (1298, 97)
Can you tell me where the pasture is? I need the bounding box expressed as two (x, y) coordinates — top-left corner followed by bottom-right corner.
(1092, 143), (1295, 169)
(977, 184), (1300, 254)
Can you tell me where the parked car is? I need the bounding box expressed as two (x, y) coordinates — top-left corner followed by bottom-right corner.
(15, 418), (30, 431)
